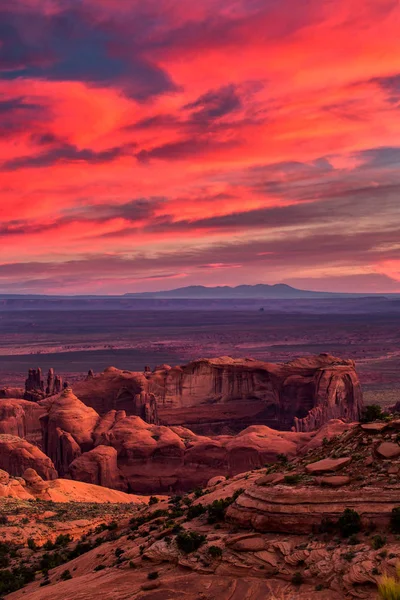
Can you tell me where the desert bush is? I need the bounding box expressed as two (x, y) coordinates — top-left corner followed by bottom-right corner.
(176, 531), (206, 554)
(338, 508), (361, 538)
(277, 453), (288, 464)
(60, 569), (72, 581)
(391, 508), (400, 534)
(94, 564), (106, 571)
(27, 538), (37, 551)
(291, 571), (304, 586)
(372, 535), (387, 550)
(378, 565), (400, 600)
(148, 571), (159, 580)
(208, 545), (222, 558)
(149, 496), (159, 506)
(361, 404), (384, 423)
(284, 474), (301, 485)
(186, 504), (206, 521)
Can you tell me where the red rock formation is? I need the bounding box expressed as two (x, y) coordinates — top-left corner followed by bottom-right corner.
(40, 387), (99, 475)
(146, 353), (363, 433)
(0, 434), (57, 480)
(69, 446), (127, 491)
(72, 367), (159, 423)
(0, 399), (44, 445)
(24, 368), (63, 401)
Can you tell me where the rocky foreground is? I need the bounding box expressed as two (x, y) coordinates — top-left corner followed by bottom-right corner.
(1, 416), (399, 599)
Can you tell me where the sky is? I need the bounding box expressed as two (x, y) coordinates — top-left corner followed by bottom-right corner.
(1, 0), (400, 295)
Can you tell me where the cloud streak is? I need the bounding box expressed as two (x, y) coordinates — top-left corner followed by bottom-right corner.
(0, 0), (400, 293)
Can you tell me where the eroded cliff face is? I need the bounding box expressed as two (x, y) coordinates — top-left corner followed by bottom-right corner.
(146, 354), (363, 433)
(72, 367), (159, 424)
(0, 399), (44, 445)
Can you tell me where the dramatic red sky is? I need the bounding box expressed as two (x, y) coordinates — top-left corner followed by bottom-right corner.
(1, 0), (400, 294)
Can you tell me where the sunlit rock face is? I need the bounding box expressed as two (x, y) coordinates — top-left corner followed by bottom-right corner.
(145, 354), (363, 433)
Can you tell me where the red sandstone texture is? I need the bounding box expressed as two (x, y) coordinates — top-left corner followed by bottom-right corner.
(0, 383), (355, 493)
(35, 387), (354, 493)
(0, 434), (57, 480)
(70, 353), (363, 434)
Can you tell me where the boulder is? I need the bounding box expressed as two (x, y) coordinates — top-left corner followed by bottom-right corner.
(317, 475), (351, 487)
(305, 456), (351, 474)
(376, 442), (400, 459)
(361, 423), (388, 433)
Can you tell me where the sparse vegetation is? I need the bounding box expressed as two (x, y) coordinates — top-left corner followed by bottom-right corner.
(338, 508), (361, 538)
(372, 535), (387, 550)
(391, 508), (400, 534)
(284, 474), (301, 485)
(187, 503), (206, 520)
(378, 565), (400, 599)
(176, 531), (206, 554)
(147, 571), (159, 580)
(60, 569), (72, 581)
(291, 571), (304, 586)
(208, 545), (222, 558)
(361, 404), (384, 423)
(149, 496), (159, 505)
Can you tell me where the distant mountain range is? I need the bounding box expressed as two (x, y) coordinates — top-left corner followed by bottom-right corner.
(124, 284), (384, 299)
(0, 284), (398, 303)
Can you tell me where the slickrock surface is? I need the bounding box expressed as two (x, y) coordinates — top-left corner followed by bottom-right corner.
(5, 419), (400, 600)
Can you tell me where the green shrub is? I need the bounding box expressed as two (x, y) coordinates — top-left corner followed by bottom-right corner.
(148, 571), (159, 580)
(149, 496), (159, 506)
(361, 404), (384, 423)
(176, 531), (206, 554)
(187, 504), (206, 521)
(372, 535), (387, 550)
(60, 569), (72, 581)
(94, 564), (106, 571)
(391, 508), (400, 534)
(291, 571), (304, 586)
(27, 538), (37, 551)
(208, 545), (222, 558)
(338, 509), (361, 538)
(284, 474), (301, 485)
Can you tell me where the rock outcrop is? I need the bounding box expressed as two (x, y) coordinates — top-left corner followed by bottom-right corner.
(146, 353), (363, 433)
(40, 388), (99, 476)
(38, 391), (351, 493)
(0, 399), (44, 445)
(24, 368), (63, 402)
(0, 434), (57, 480)
(72, 367), (159, 423)
(6, 418), (400, 600)
(0, 467), (149, 504)
(69, 446), (127, 491)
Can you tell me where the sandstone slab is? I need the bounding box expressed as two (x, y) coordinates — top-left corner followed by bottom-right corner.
(376, 442), (400, 459)
(305, 456), (351, 474)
